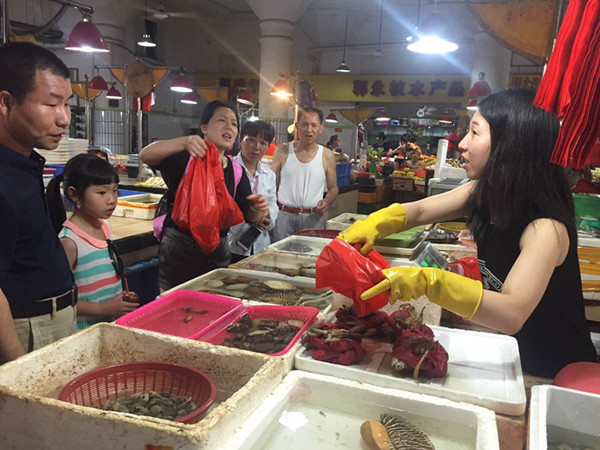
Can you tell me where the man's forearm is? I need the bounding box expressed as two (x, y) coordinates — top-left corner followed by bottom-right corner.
(324, 186), (339, 205)
(0, 289), (25, 364)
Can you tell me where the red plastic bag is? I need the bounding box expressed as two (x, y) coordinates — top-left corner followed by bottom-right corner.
(172, 144), (243, 253)
(316, 238), (390, 317)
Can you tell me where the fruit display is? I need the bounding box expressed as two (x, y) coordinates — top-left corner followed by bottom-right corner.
(392, 168), (424, 181)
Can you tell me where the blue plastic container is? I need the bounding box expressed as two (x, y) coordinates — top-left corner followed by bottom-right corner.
(337, 174), (350, 188)
(45, 164), (65, 176)
(336, 162), (351, 177)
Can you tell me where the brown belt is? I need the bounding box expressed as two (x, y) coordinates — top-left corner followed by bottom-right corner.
(278, 202), (317, 214)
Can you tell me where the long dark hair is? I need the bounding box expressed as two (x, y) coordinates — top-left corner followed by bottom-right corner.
(46, 154), (119, 233)
(466, 88), (574, 242)
(198, 100), (239, 138)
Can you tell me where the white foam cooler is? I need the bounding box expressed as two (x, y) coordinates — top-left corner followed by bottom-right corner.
(528, 385), (600, 450)
(224, 371), (499, 449)
(0, 323), (286, 450)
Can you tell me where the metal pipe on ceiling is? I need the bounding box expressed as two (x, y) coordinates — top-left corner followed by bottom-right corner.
(48, 0), (94, 16)
(1, 0), (8, 44)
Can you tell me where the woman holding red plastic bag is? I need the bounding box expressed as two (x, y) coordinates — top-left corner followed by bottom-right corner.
(140, 101), (268, 291)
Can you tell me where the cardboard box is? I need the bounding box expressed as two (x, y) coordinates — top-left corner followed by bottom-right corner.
(392, 176), (414, 191)
(415, 179), (427, 193)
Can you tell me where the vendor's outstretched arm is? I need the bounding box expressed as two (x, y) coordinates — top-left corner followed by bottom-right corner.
(363, 218), (568, 335)
(340, 181), (475, 254)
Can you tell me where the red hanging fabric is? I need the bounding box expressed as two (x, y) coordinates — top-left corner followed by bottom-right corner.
(534, 0), (600, 168)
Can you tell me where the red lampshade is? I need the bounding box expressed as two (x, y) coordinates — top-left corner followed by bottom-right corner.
(237, 90), (254, 105)
(106, 85), (122, 100)
(467, 99), (478, 111)
(468, 72), (492, 98)
(271, 78), (293, 98)
(88, 75), (109, 91)
(376, 110), (390, 121)
(65, 17), (109, 53)
(180, 92), (198, 105)
(171, 73), (193, 93)
(325, 112), (338, 123)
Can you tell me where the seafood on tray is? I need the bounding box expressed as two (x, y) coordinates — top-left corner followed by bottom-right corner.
(361, 413), (435, 450)
(194, 274), (332, 310)
(103, 391), (198, 421)
(303, 305), (448, 379)
(221, 313), (304, 354)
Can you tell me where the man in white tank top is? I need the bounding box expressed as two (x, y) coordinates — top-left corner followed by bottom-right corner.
(270, 107), (339, 242)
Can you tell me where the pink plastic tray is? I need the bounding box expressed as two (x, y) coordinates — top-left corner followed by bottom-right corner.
(115, 290), (242, 339)
(197, 305), (319, 356)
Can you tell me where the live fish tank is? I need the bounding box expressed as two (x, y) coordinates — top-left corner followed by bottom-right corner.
(162, 268), (332, 312)
(230, 251), (318, 278)
(266, 236), (330, 257)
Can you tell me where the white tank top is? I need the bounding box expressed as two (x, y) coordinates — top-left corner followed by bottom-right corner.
(278, 143), (326, 208)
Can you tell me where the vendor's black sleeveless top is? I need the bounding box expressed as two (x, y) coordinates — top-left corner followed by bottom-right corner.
(478, 220), (596, 378)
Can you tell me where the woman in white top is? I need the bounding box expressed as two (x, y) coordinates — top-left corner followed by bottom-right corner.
(227, 120), (278, 262)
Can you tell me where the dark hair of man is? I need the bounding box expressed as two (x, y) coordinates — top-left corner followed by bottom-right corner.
(46, 154), (119, 233)
(198, 100), (239, 138)
(297, 107), (323, 125)
(0, 42), (70, 104)
(465, 88), (574, 243)
(240, 120), (275, 144)
(327, 134), (339, 149)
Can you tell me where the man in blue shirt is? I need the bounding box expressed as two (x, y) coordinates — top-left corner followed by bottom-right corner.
(0, 42), (77, 363)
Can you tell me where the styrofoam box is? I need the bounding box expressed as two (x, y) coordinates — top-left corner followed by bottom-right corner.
(229, 251), (318, 278)
(528, 385), (600, 450)
(0, 323), (286, 450)
(295, 324), (526, 416)
(224, 371), (499, 450)
(161, 268), (333, 313)
(113, 193), (163, 220)
(325, 212), (368, 231)
(373, 234), (425, 257)
(266, 235), (331, 256)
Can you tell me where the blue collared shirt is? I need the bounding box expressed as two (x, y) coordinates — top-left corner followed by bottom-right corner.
(0, 144), (74, 315)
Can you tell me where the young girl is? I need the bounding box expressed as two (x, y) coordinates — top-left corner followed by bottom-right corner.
(46, 154), (139, 329)
(140, 100), (268, 291)
(340, 88), (596, 378)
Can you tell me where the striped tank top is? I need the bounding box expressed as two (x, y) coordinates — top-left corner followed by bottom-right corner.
(60, 220), (122, 329)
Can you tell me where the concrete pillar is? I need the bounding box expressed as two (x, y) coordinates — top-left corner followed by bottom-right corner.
(247, 0), (313, 120)
(470, 32), (512, 94)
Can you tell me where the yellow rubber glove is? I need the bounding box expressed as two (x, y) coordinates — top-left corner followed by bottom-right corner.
(361, 266), (483, 320)
(338, 203), (407, 255)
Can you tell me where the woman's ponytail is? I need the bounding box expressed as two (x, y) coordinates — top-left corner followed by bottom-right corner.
(46, 173), (66, 234)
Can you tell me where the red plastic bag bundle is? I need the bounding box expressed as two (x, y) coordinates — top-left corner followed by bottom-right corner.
(316, 238), (390, 317)
(172, 144), (243, 253)
(303, 335), (367, 366)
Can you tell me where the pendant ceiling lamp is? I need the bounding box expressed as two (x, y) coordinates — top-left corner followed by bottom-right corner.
(106, 83), (122, 100)
(171, 69), (193, 93)
(376, 110), (390, 121)
(336, 10), (351, 73)
(180, 92), (198, 105)
(468, 72), (492, 98)
(271, 77), (293, 98)
(325, 112), (338, 123)
(466, 99), (479, 111)
(138, 0), (157, 48)
(407, 0), (458, 54)
(88, 75), (109, 90)
(65, 16), (109, 52)
(237, 90), (254, 105)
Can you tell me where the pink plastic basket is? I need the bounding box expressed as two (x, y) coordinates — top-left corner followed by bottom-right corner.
(198, 305), (319, 356)
(115, 290), (242, 339)
(58, 361), (216, 424)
